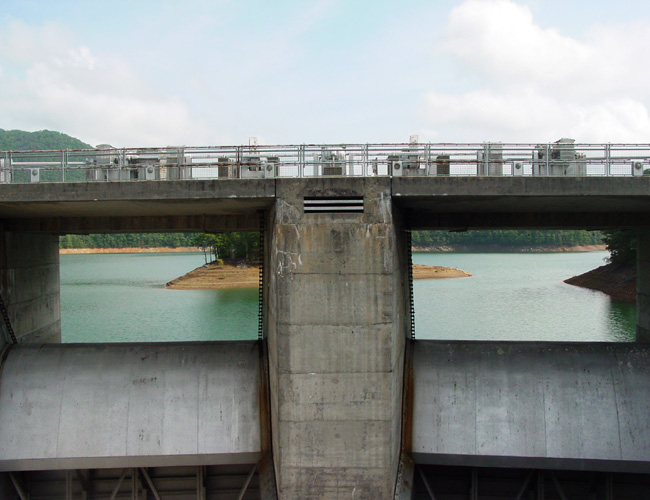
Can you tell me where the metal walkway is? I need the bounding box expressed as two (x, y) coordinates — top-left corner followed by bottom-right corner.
(2, 141), (650, 183)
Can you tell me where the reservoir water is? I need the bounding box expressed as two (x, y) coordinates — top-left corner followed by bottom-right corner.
(60, 250), (636, 343)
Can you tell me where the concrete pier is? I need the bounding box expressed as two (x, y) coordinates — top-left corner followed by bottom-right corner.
(638, 230), (650, 342)
(0, 230), (60, 344)
(266, 178), (409, 499)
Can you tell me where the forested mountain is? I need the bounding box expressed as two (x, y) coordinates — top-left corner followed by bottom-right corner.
(60, 229), (602, 252)
(0, 129), (92, 150)
(59, 233), (198, 249)
(412, 230), (603, 249)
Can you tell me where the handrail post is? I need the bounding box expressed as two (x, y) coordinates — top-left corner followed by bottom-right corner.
(545, 144), (550, 175)
(61, 150), (66, 182)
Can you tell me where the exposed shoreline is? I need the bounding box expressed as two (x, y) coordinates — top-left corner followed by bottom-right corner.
(166, 262), (472, 290)
(564, 262), (636, 303)
(413, 244), (606, 253)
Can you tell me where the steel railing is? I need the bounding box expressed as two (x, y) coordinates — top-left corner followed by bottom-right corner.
(1, 142), (649, 183)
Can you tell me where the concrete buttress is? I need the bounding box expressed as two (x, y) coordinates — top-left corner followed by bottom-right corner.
(266, 178), (409, 499)
(637, 230), (650, 342)
(0, 230), (60, 344)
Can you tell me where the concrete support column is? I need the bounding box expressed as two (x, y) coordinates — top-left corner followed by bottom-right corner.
(0, 230), (60, 344)
(637, 230), (650, 342)
(266, 178), (409, 499)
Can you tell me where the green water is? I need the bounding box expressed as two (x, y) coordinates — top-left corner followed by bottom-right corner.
(61, 253), (259, 342)
(413, 251), (635, 342)
(60, 251), (636, 343)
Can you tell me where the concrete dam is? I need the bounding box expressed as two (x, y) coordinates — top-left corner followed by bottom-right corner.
(0, 142), (649, 499)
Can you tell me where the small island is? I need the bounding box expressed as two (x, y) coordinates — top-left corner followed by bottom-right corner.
(166, 262), (471, 290)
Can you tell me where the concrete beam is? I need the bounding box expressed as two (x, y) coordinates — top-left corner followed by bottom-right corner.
(0, 179), (275, 219)
(406, 211), (650, 230)
(0, 342), (263, 471)
(411, 341), (650, 473)
(0, 214), (262, 234)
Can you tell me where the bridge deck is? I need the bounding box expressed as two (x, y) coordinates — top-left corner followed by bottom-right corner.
(0, 342), (263, 471)
(1, 177), (650, 232)
(412, 341), (650, 473)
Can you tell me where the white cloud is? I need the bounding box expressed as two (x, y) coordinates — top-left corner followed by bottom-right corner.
(0, 19), (212, 147)
(0, 19), (71, 65)
(424, 0), (650, 142)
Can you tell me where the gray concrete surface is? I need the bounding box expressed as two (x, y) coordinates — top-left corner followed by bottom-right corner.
(411, 341), (650, 472)
(0, 179), (274, 233)
(3, 177), (650, 231)
(266, 178), (409, 499)
(0, 342), (262, 471)
(638, 230), (650, 342)
(393, 176), (650, 229)
(0, 231), (60, 344)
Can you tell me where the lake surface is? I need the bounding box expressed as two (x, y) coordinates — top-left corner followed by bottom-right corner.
(60, 251), (636, 343)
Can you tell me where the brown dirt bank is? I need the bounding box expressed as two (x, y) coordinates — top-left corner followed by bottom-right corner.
(60, 247), (202, 254)
(413, 245), (606, 253)
(167, 263), (259, 290)
(413, 264), (471, 280)
(167, 262), (471, 290)
(564, 262), (636, 303)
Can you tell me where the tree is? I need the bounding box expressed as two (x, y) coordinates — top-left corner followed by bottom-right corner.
(602, 230), (637, 265)
(190, 232), (260, 264)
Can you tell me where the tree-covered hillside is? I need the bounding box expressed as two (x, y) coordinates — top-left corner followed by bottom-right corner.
(60, 229), (602, 253)
(412, 229), (603, 249)
(60, 233), (198, 249)
(0, 129), (91, 151)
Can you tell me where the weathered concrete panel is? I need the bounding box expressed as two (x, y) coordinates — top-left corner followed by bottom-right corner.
(277, 372), (392, 422)
(278, 467), (389, 500)
(0, 342), (262, 471)
(278, 421), (390, 468)
(273, 274), (395, 326)
(272, 222), (395, 275)
(412, 341), (650, 472)
(275, 324), (393, 374)
(0, 231), (60, 344)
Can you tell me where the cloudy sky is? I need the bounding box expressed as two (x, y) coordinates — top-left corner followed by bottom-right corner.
(1, 0), (649, 147)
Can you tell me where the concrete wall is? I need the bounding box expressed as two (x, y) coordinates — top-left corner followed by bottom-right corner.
(638, 230), (650, 342)
(266, 178), (409, 500)
(412, 341), (650, 472)
(0, 230), (60, 343)
(0, 342), (262, 471)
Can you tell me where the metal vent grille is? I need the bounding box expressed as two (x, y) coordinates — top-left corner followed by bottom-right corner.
(304, 197), (364, 214)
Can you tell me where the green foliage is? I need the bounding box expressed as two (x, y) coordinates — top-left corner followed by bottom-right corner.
(60, 233), (198, 249)
(0, 129), (91, 151)
(601, 230), (637, 265)
(191, 232), (260, 263)
(411, 230), (603, 249)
